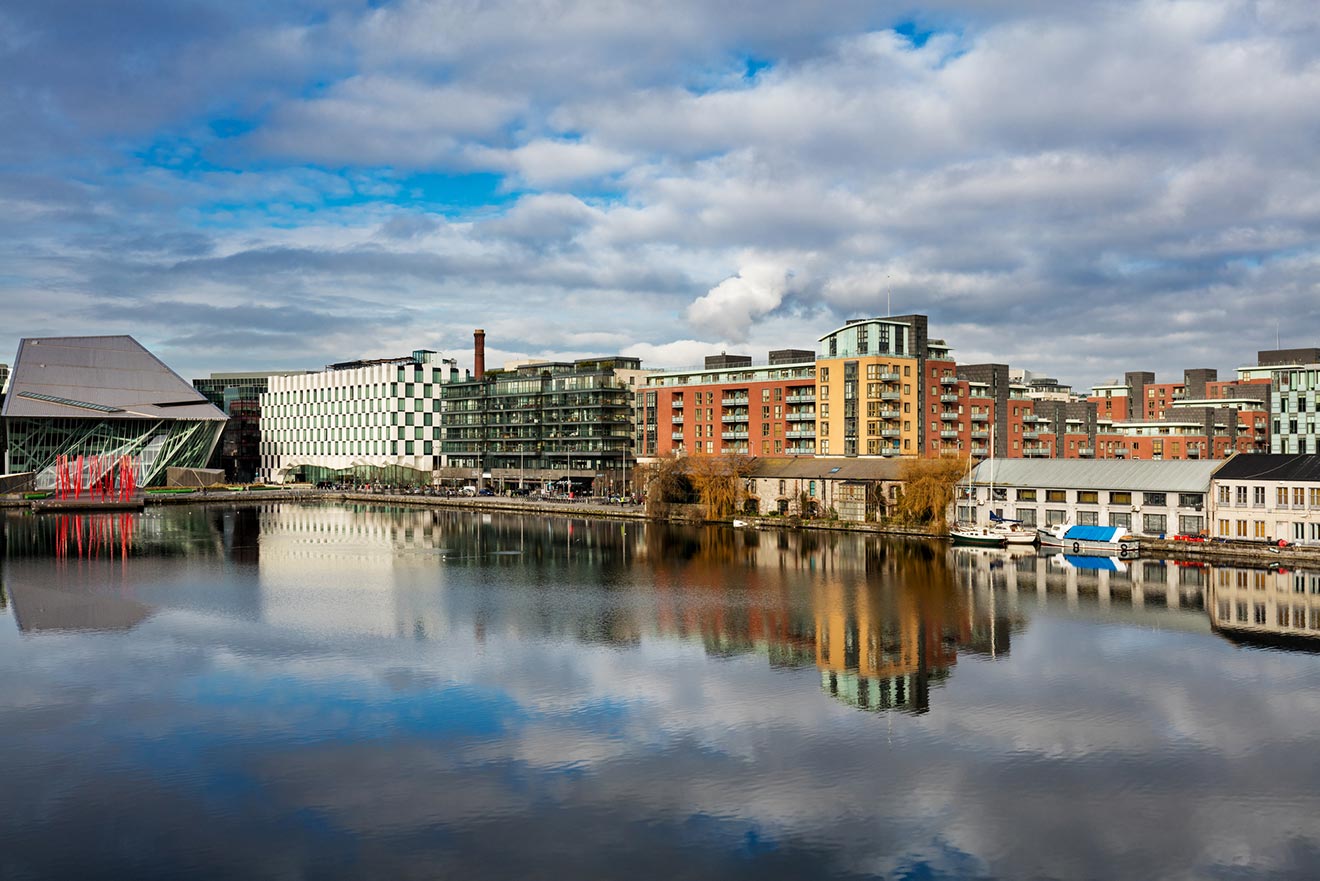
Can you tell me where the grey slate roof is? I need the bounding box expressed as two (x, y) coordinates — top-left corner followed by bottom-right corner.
(970, 458), (1220, 492)
(749, 457), (918, 481)
(1, 336), (226, 422)
(1212, 454), (1320, 482)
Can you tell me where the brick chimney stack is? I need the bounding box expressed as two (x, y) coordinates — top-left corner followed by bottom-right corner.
(473, 328), (486, 380)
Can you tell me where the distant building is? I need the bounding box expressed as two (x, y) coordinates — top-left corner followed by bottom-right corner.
(259, 349), (457, 485)
(1, 336), (227, 487)
(194, 371), (308, 482)
(638, 352), (816, 459)
(1240, 349), (1320, 454)
(441, 354), (640, 494)
(746, 456), (906, 520)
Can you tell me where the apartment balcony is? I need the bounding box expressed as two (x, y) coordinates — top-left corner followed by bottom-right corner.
(670, 415), (684, 424)
(940, 393), (960, 403)
(971, 445), (990, 457)
(970, 412), (988, 423)
(785, 392), (815, 404)
(786, 409), (815, 421)
(880, 409), (901, 419)
(971, 429), (989, 439)
(1024, 447), (1052, 458)
(721, 430), (749, 440)
(721, 412), (749, 424)
(721, 395), (749, 405)
(1078, 447), (1096, 457)
(1023, 414), (1043, 424)
(940, 429), (960, 439)
(939, 376), (959, 386)
(880, 391), (902, 401)
(671, 432), (684, 441)
(881, 446), (901, 457)
(670, 398), (684, 408)
(879, 372), (902, 382)
(785, 446), (815, 456)
(881, 429), (901, 438)
(940, 411), (959, 421)
(787, 428), (816, 439)
(1022, 431), (1040, 440)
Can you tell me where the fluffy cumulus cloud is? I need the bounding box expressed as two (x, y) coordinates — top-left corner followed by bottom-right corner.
(2, 0), (1320, 385)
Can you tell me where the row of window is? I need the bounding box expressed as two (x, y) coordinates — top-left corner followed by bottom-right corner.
(1001, 489), (1198, 507)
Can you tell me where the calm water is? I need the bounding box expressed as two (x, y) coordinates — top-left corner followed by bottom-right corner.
(3, 503), (1320, 880)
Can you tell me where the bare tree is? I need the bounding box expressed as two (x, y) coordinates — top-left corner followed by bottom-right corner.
(686, 452), (754, 520)
(894, 456), (971, 531)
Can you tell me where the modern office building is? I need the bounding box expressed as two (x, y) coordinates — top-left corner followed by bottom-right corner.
(1241, 349), (1320, 454)
(1, 335), (227, 488)
(638, 350), (817, 459)
(441, 354), (639, 493)
(259, 349), (458, 485)
(194, 371), (308, 482)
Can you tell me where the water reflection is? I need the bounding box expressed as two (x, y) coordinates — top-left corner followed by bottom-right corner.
(3, 504), (1320, 880)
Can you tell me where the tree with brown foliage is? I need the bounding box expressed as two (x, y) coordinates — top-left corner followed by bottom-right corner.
(641, 452), (691, 518)
(893, 456), (973, 531)
(686, 451), (754, 520)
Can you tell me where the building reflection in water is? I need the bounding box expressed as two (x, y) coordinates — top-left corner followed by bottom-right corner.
(1207, 565), (1320, 651)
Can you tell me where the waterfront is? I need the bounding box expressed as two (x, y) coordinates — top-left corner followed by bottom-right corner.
(2, 504), (1320, 880)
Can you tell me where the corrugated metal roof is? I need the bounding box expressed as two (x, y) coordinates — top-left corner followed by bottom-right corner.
(749, 456), (914, 481)
(971, 458), (1219, 492)
(1212, 453), (1320, 482)
(1, 336), (226, 422)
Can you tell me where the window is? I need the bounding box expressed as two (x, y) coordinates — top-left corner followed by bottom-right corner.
(1218, 518), (1230, 536)
(1046, 509), (1067, 526)
(1179, 516), (1204, 535)
(1018, 509), (1037, 527)
(1143, 492), (1166, 506)
(1254, 486), (1266, 506)
(1017, 489), (1037, 501)
(1046, 489), (1066, 502)
(1236, 486), (1247, 505)
(1236, 520), (1247, 537)
(1278, 487), (1290, 506)
(1110, 511), (1132, 529)
(1077, 510), (1099, 526)
(1078, 491), (1098, 504)
(1254, 520), (1267, 538)
(1110, 491), (1132, 505)
(1142, 514), (1167, 535)
(1178, 493), (1203, 508)
(1295, 487), (1307, 507)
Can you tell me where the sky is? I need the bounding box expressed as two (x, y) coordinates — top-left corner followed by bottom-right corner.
(2, 0), (1319, 390)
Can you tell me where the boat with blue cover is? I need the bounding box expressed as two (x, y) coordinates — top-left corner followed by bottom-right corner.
(1037, 523), (1138, 557)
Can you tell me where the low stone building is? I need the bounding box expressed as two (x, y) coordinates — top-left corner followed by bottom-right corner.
(960, 459), (1219, 537)
(746, 457), (906, 521)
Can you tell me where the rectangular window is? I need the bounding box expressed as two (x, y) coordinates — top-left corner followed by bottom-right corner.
(1045, 490), (1066, 503)
(1018, 509), (1037, 527)
(1295, 487), (1307, 507)
(1077, 491), (1099, 504)
(1110, 491), (1132, 505)
(1178, 493), (1203, 508)
(1236, 486), (1247, 505)
(1254, 486), (1266, 506)
(1178, 515), (1204, 535)
(1110, 511), (1132, 529)
(1218, 485), (1230, 504)
(1237, 519), (1247, 537)
(1077, 510), (1099, 526)
(1143, 492), (1166, 507)
(1046, 509), (1067, 526)
(1254, 520), (1267, 538)
(1142, 514), (1167, 535)
(1017, 489), (1037, 501)
(1218, 518), (1230, 536)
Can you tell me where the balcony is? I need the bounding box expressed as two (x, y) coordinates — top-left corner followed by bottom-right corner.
(971, 445), (990, 457)
(879, 372), (902, 382)
(721, 430), (749, 440)
(939, 376), (959, 386)
(671, 432), (684, 441)
(785, 446), (815, 456)
(671, 415), (684, 424)
(880, 409), (900, 419)
(786, 409), (815, 421)
(1025, 447), (1052, 458)
(721, 412), (748, 424)
(785, 392), (815, 404)
(970, 412), (988, 423)
(940, 429), (959, 439)
(1078, 447), (1096, 457)
(1023, 414), (1043, 424)
(787, 428), (816, 439)
(881, 391), (902, 401)
(671, 398), (684, 408)
(721, 395), (749, 405)
(881, 446), (901, 457)
(1023, 431), (1039, 440)
(882, 429), (901, 438)
(940, 411), (959, 421)
(940, 393), (960, 403)
(971, 429), (988, 439)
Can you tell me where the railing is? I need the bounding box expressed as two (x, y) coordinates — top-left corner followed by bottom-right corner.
(940, 429), (959, 439)
(879, 372), (902, 382)
(971, 445), (989, 456)
(971, 430), (988, 439)
(785, 393), (816, 404)
(1023, 431), (1039, 440)
(939, 376), (958, 386)
(881, 391), (902, 401)
(880, 409), (900, 419)
(786, 428), (815, 439)
(786, 410), (815, 421)
(721, 412), (748, 423)
(1025, 448), (1052, 457)
(671, 415), (684, 424)
(721, 395), (749, 405)
(970, 412), (988, 422)
(940, 393), (960, 403)
(1078, 447), (1095, 457)
(785, 446), (815, 456)
(940, 412), (959, 421)
(721, 431), (749, 440)
(881, 428), (901, 438)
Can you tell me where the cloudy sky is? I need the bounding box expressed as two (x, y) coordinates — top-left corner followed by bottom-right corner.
(2, 0), (1319, 388)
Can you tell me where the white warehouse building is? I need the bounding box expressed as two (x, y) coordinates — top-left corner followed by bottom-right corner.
(959, 459), (1220, 537)
(259, 349), (459, 485)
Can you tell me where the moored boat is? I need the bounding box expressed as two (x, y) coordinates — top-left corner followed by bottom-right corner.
(1037, 523), (1138, 556)
(950, 525), (1007, 548)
